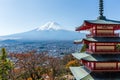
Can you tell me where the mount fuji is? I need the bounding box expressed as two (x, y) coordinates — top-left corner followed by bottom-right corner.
(36, 22), (62, 31)
(0, 22), (85, 41)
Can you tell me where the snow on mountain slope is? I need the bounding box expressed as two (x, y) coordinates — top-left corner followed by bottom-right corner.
(37, 22), (63, 31)
(0, 22), (86, 41)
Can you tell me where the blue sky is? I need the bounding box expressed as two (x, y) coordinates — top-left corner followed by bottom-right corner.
(0, 0), (120, 36)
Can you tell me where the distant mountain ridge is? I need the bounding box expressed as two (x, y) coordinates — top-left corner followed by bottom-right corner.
(0, 22), (86, 41)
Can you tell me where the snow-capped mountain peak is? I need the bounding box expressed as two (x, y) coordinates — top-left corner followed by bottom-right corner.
(0, 21), (85, 41)
(37, 22), (62, 31)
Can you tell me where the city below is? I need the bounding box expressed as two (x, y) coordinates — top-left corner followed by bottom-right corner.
(0, 40), (81, 57)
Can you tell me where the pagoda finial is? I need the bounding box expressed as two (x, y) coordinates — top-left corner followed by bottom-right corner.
(99, 0), (103, 16)
(97, 0), (106, 20)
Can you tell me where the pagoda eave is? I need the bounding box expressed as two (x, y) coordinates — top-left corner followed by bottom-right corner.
(91, 69), (120, 72)
(74, 40), (82, 44)
(76, 21), (120, 31)
(74, 39), (117, 44)
(70, 67), (120, 80)
(86, 65), (120, 72)
(86, 51), (120, 54)
(83, 37), (120, 43)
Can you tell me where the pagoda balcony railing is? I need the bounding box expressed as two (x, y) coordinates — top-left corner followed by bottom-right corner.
(90, 68), (120, 72)
(84, 62), (120, 72)
(86, 33), (119, 37)
(86, 49), (120, 54)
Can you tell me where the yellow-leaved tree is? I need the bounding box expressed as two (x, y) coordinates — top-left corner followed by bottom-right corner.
(66, 60), (80, 69)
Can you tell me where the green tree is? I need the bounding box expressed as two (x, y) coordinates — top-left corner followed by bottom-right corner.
(0, 48), (12, 80)
(80, 44), (87, 52)
(116, 44), (120, 51)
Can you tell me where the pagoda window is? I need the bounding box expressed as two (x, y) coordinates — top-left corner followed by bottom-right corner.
(93, 30), (95, 34)
(97, 26), (113, 29)
(89, 43), (92, 50)
(87, 62), (90, 67)
(92, 27), (96, 33)
(92, 46), (95, 51)
(91, 62), (94, 69)
(96, 43), (115, 45)
(96, 46), (114, 51)
(89, 45), (91, 50)
(97, 30), (113, 34)
(118, 63), (120, 68)
(95, 62), (116, 69)
(93, 26), (95, 29)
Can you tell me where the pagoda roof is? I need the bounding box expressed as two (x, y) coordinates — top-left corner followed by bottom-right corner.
(83, 54), (120, 61)
(89, 72), (120, 79)
(70, 66), (92, 80)
(72, 53), (120, 61)
(70, 67), (120, 80)
(74, 39), (82, 44)
(85, 19), (120, 25)
(84, 37), (120, 42)
(76, 19), (120, 31)
(75, 37), (120, 44)
(72, 53), (90, 60)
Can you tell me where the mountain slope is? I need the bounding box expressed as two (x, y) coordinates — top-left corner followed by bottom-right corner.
(0, 22), (86, 41)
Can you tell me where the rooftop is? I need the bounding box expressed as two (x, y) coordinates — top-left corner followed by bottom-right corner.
(70, 66), (120, 80)
(84, 37), (120, 42)
(72, 53), (90, 60)
(85, 19), (120, 25)
(70, 66), (92, 80)
(72, 53), (120, 61)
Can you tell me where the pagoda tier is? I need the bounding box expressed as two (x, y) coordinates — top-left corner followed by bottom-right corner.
(72, 53), (120, 72)
(76, 19), (120, 31)
(86, 33), (119, 38)
(70, 66), (120, 80)
(76, 19), (120, 37)
(74, 37), (120, 54)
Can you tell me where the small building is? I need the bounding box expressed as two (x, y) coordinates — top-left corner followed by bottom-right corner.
(70, 0), (120, 80)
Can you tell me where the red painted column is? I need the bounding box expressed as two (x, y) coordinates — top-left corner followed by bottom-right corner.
(95, 26), (97, 36)
(116, 62), (118, 70)
(94, 62), (96, 70)
(113, 29), (114, 36)
(114, 45), (116, 52)
(95, 43), (96, 52)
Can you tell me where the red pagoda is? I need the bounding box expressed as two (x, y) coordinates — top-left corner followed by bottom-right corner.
(70, 0), (120, 80)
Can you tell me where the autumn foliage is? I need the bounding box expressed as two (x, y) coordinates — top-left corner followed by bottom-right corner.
(0, 48), (75, 80)
(9, 51), (73, 80)
(66, 60), (80, 69)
